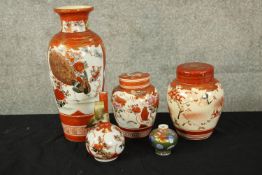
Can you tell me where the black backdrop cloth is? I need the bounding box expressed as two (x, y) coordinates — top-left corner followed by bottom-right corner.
(0, 112), (261, 175)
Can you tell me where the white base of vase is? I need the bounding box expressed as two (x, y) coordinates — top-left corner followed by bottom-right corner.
(94, 157), (117, 162)
(155, 150), (171, 156)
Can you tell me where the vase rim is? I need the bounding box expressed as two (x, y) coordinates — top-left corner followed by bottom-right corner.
(54, 5), (94, 14)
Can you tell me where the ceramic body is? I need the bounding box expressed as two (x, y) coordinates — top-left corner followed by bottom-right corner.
(112, 72), (159, 138)
(167, 62), (224, 140)
(86, 122), (125, 162)
(149, 124), (178, 156)
(48, 6), (106, 142)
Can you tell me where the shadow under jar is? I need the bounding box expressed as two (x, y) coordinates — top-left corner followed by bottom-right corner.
(112, 72), (159, 138)
(167, 62), (224, 140)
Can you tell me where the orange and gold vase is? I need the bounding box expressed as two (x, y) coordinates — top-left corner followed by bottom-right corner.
(167, 62), (224, 140)
(112, 72), (159, 138)
(47, 6), (106, 142)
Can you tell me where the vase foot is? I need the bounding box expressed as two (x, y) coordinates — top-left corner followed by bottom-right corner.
(176, 128), (214, 140)
(155, 150), (171, 156)
(64, 133), (86, 142)
(119, 126), (152, 138)
(94, 157), (117, 162)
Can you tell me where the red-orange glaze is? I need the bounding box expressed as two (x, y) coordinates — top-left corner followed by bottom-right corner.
(48, 6), (106, 142)
(141, 107), (149, 121)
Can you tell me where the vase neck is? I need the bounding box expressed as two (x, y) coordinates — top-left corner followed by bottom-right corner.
(54, 6), (93, 33)
(61, 19), (88, 33)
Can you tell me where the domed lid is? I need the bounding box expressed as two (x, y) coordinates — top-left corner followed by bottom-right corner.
(176, 62), (214, 84)
(119, 72), (150, 89)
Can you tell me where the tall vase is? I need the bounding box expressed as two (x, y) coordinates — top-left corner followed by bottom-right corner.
(47, 6), (106, 142)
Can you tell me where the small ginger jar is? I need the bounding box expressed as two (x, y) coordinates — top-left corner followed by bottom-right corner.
(86, 122), (125, 162)
(149, 124), (178, 156)
(112, 72), (159, 138)
(167, 62), (224, 140)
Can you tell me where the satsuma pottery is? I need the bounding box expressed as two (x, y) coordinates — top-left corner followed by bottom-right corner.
(86, 122), (125, 162)
(112, 72), (159, 138)
(167, 62), (224, 140)
(47, 6), (106, 142)
(149, 124), (178, 156)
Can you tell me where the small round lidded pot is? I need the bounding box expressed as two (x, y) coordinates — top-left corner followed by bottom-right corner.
(167, 62), (224, 140)
(86, 122), (125, 162)
(149, 124), (178, 156)
(112, 72), (159, 138)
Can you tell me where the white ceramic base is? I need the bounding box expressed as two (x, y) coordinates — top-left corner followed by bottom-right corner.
(155, 150), (171, 156)
(94, 157), (117, 162)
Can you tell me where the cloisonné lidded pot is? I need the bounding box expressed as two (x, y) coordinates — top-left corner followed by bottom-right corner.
(167, 62), (224, 140)
(86, 122), (125, 162)
(47, 6), (106, 142)
(149, 124), (178, 156)
(112, 72), (159, 138)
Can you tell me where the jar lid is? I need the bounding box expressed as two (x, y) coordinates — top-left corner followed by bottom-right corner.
(176, 62), (214, 84)
(119, 72), (150, 89)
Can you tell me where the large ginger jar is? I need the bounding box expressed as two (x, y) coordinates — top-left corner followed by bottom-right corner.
(167, 62), (224, 140)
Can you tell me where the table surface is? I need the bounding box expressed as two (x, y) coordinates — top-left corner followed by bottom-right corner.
(0, 112), (261, 175)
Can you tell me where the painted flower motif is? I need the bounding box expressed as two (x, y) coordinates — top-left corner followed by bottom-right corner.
(90, 66), (102, 82)
(73, 62), (85, 73)
(112, 102), (122, 110)
(69, 57), (74, 62)
(212, 110), (220, 118)
(76, 77), (83, 84)
(168, 88), (185, 103)
(114, 95), (127, 106)
(156, 131), (167, 142)
(147, 95), (159, 108)
(96, 122), (112, 133)
(93, 143), (104, 151)
(131, 105), (141, 113)
(54, 89), (65, 100)
(114, 135), (123, 142)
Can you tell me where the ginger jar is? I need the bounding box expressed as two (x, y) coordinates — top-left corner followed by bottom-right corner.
(112, 72), (159, 138)
(167, 62), (224, 140)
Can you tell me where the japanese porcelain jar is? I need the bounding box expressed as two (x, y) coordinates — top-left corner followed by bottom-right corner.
(86, 122), (125, 162)
(48, 6), (106, 142)
(112, 72), (159, 138)
(167, 62), (224, 140)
